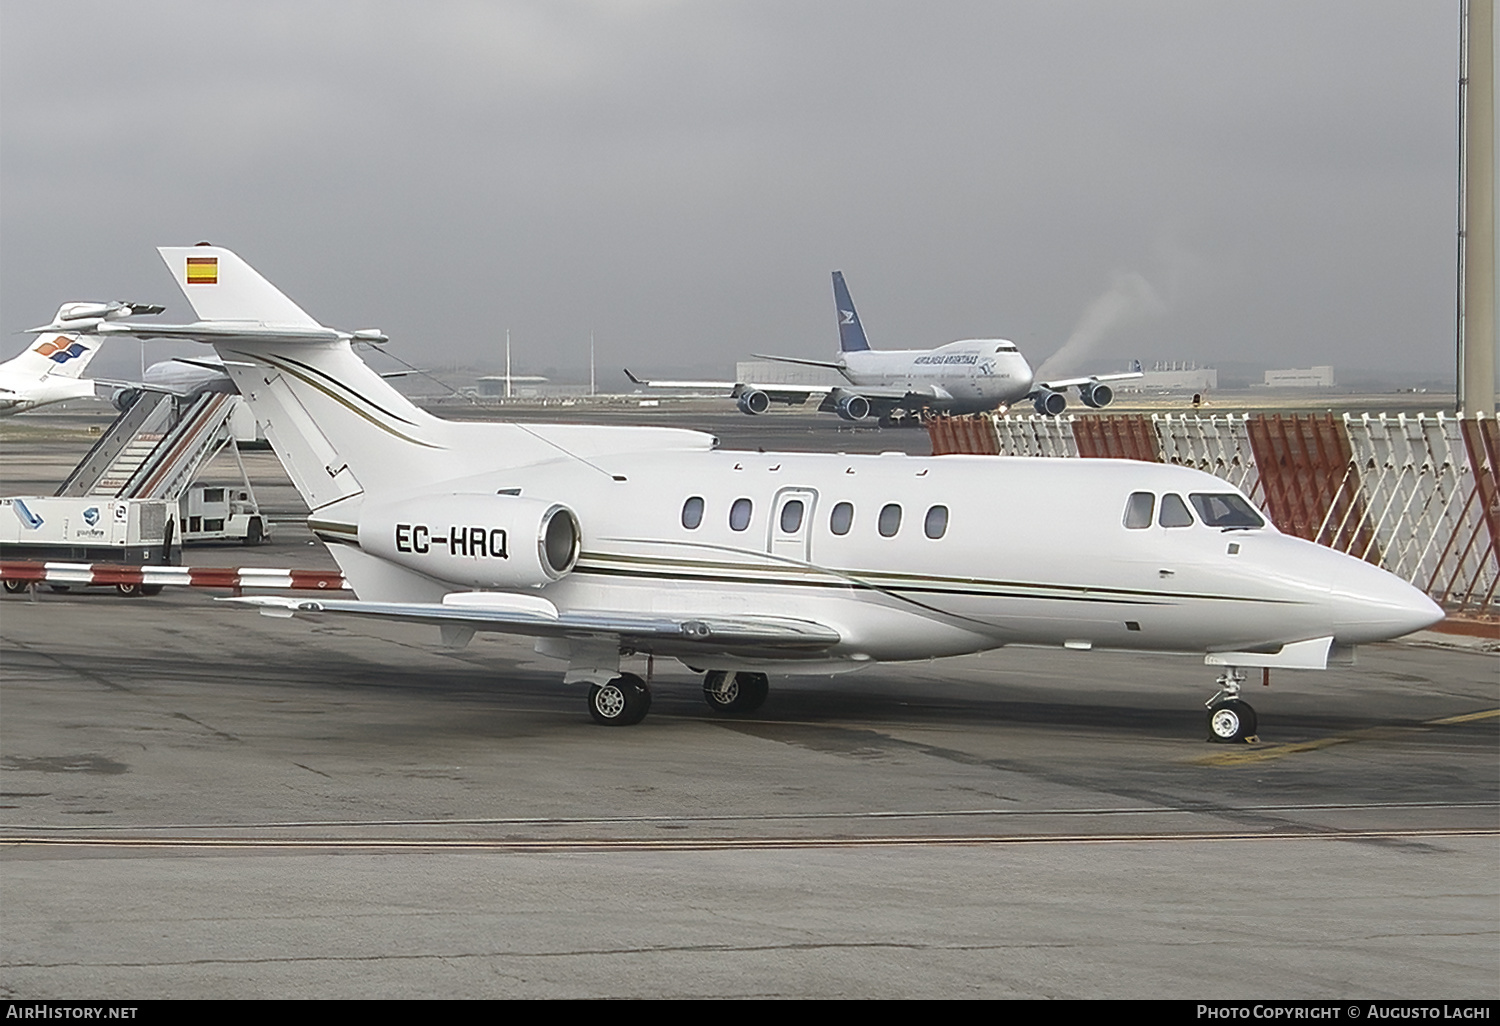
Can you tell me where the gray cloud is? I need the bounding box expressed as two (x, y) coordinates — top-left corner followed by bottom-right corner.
(0, 1), (1467, 383)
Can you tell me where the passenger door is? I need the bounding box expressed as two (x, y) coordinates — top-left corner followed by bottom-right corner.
(768, 488), (818, 564)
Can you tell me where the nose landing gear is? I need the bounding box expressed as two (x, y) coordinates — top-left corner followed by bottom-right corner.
(1206, 668), (1258, 743)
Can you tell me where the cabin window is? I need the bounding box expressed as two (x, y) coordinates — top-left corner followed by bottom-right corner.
(681, 496), (704, 529)
(1158, 493), (1194, 528)
(729, 498), (753, 532)
(924, 505), (949, 539)
(830, 502), (854, 536)
(1189, 493), (1265, 529)
(878, 503), (903, 537)
(780, 500), (805, 533)
(1123, 492), (1155, 529)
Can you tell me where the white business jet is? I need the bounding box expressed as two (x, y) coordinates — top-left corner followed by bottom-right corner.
(92, 246), (1441, 740)
(626, 271), (1143, 422)
(0, 302), (162, 416)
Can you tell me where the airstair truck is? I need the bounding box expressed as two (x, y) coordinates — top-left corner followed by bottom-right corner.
(0, 496), (178, 594)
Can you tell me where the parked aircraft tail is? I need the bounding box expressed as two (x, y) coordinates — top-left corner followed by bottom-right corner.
(12, 333), (101, 380)
(141, 247), (711, 521)
(831, 271), (871, 353)
(149, 246), (460, 511)
(166, 246), (321, 327)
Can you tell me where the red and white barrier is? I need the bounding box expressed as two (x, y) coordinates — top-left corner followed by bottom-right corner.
(0, 561), (348, 592)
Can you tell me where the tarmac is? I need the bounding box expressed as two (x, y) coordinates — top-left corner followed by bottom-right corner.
(1, 403), (1496, 999)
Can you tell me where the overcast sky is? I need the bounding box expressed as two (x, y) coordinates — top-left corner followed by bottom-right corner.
(0, 1), (1477, 383)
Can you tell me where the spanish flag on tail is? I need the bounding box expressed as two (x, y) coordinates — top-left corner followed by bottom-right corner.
(185, 256), (218, 285)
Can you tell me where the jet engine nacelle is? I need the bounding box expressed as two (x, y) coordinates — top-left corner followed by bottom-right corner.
(1079, 382), (1114, 409)
(111, 387), (143, 413)
(358, 493), (581, 589)
(835, 394), (871, 421)
(737, 389), (770, 415)
(1031, 389), (1067, 416)
(43, 300), (166, 331)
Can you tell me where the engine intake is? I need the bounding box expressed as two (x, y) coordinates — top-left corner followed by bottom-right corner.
(111, 387), (143, 413)
(836, 394), (871, 421)
(1032, 388), (1067, 416)
(1079, 382), (1114, 409)
(736, 389), (770, 415)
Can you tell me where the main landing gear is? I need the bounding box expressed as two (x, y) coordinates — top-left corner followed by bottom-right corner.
(585, 670), (771, 725)
(1205, 668), (1258, 744)
(701, 671), (769, 715)
(587, 673), (651, 726)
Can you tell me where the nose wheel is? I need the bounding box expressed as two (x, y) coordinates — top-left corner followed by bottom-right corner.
(1206, 668), (1258, 743)
(588, 673), (651, 726)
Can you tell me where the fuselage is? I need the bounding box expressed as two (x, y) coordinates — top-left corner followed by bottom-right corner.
(0, 372), (96, 416)
(839, 339), (1035, 413)
(322, 447), (1440, 671)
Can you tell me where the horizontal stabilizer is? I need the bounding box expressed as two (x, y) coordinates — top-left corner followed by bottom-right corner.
(96, 321), (348, 344)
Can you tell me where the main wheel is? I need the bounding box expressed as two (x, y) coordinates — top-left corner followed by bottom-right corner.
(3, 579), (27, 594)
(588, 673), (651, 726)
(702, 671), (769, 715)
(1207, 699), (1258, 743)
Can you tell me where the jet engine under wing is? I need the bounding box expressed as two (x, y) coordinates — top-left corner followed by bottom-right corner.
(1036, 368), (1145, 392)
(625, 368), (840, 414)
(1029, 362), (1146, 413)
(224, 594), (843, 658)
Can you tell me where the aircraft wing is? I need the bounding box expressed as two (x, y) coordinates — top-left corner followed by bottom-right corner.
(224, 594), (842, 657)
(624, 368), (838, 408)
(823, 383), (948, 402)
(1036, 364), (1145, 391)
(752, 353), (847, 371)
(1037, 372), (1143, 390)
(623, 368), (739, 392)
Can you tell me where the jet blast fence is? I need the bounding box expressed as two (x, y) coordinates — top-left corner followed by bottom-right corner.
(928, 412), (1499, 617)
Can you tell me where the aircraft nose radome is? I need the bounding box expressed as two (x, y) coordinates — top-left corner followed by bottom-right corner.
(1327, 556), (1445, 644)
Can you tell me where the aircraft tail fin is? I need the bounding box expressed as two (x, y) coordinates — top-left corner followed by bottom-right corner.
(153, 246), (452, 511)
(831, 271), (871, 353)
(12, 334), (101, 380)
(157, 246), (321, 326)
(146, 246), (670, 524)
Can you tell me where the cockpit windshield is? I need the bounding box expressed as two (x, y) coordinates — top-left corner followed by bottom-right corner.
(1189, 493), (1265, 529)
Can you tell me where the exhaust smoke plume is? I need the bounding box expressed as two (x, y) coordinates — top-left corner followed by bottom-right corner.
(1035, 271), (1165, 382)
